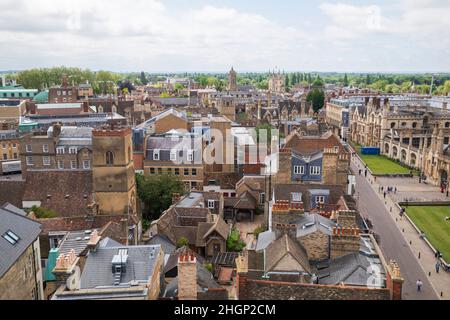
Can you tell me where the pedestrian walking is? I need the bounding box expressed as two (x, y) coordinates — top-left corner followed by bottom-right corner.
(394, 187), (397, 194)
(381, 186), (384, 192)
(436, 262), (440, 273)
(364, 170), (368, 178)
(416, 280), (423, 291)
(359, 169), (362, 176)
(383, 192), (387, 199)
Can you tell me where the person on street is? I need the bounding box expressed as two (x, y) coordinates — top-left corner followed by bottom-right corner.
(359, 169), (362, 176)
(436, 262), (440, 273)
(364, 170), (368, 177)
(383, 192), (387, 199)
(416, 279), (423, 291)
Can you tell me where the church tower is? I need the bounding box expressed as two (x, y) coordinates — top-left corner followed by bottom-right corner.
(92, 127), (138, 217)
(228, 67), (237, 92)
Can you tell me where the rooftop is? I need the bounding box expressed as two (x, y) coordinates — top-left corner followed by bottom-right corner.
(0, 205), (41, 277)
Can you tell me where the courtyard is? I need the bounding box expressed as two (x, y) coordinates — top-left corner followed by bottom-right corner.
(353, 143), (414, 175)
(403, 205), (450, 262)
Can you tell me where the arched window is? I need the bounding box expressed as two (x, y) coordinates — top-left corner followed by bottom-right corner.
(445, 122), (450, 128)
(390, 122), (396, 129)
(412, 122), (417, 128)
(106, 151), (114, 165)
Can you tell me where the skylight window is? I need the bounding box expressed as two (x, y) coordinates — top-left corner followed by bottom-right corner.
(2, 230), (20, 245)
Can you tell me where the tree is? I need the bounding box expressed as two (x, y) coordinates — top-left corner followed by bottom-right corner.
(174, 83), (185, 92)
(140, 71), (148, 85)
(176, 237), (189, 248)
(444, 80), (450, 95)
(307, 88), (325, 112)
(312, 75), (324, 87)
(226, 228), (246, 252)
(29, 205), (59, 219)
(343, 73), (349, 87)
(136, 173), (185, 220)
(366, 74), (371, 85)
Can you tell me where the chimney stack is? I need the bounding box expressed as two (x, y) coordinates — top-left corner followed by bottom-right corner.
(178, 252), (197, 300)
(87, 229), (101, 252)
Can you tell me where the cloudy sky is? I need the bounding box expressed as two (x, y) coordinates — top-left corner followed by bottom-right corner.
(1, 0), (449, 72)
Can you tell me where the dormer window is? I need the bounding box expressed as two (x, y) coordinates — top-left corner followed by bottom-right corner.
(187, 150), (194, 162)
(208, 200), (215, 209)
(69, 147), (78, 154)
(56, 147), (65, 154)
(153, 150), (160, 161)
(310, 166), (321, 175)
(170, 150), (177, 161)
(316, 196), (325, 204)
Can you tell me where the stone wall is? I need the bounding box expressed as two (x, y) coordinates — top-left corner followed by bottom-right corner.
(0, 245), (39, 300)
(237, 276), (391, 300)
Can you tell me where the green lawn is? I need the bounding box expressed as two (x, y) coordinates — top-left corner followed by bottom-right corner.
(352, 143), (414, 175)
(404, 206), (450, 262)
(359, 154), (411, 175)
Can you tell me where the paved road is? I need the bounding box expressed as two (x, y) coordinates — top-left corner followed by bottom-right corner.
(351, 161), (438, 300)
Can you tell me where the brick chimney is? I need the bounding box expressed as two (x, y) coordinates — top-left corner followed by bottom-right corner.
(235, 251), (249, 300)
(52, 123), (62, 138)
(386, 260), (404, 300)
(274, 223), (297, 239)
(330, 227), (360, 259)
(120, 218), (129, 245)
(87, 229), (101, 252)
(82, 101), (89, 113)
(52, 249), (79, 287)
(178, 253), (197, 300)
(336, 210), (357, 228)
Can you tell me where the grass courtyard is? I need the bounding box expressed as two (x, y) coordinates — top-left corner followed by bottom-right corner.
(404, 206), (450, 262)
(352, 143), (415, 175)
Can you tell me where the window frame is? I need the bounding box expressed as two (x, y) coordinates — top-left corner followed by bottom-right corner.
(310, 166), (321, 176)
(208, 200), (215, 209)
(153, 149), (160, 161)
(42, 156), (51, 166)
(294, 166), (305, 175)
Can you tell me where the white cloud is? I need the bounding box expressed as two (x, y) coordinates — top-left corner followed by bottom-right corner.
(0, 0), (449, 72)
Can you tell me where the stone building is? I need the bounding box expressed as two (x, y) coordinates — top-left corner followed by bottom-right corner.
(20, 125), (93, 179)
(0, 130), (20, 174)
(228, 67), (237, 92)
(0, 205), (44, 300)
(275, 131), (350, 188)
(92, 127), (138, 217)
(268, 71), (285, 93)
(153, 192), (229, 258)
(351, 97), (450, 187)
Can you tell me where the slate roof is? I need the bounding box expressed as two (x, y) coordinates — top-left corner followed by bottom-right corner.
(234, 191), (257, 210)
(144, 234), (176, 255)
(265, 234), (312, 274)
(0, 206), (41, 277)
(80, 245), (162, 289)
(1, 202), (26, 216)
(314, 235), (386, 287)
(163, 262), (223, 298)
(273, 184), (345, 211)
(255, 230), (276, 251)
(291, 213), (338, 237)
(57, 229), (100, 256)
